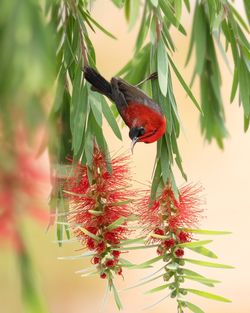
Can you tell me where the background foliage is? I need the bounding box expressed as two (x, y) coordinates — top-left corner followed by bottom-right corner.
(0, 0), (249, 313)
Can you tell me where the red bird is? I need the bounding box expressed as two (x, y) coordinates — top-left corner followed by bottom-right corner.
(83, 66), (166, 151)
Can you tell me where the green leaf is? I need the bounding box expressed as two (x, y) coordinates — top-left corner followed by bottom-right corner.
(157, 37), (169, 96)
(159, 0), (186, 35)
(171, 134), (187, 180)
(177, 240), (212, 248)
(150, 0), (158, 7)
(101, 97), (122, 140)
(70, 65), (82, 135)
(124, 273), (163, 291)
(183, 275), (221, 285)
(194, 4), (207, 74)
(72, 84), (88, 156)
(185, 3), (195, 65)
(183, 0), (190, 13)
(106, 216), (127, 231)
(185, 289), (231, 303)
(243, 0), (250, 25)
(184, 301), (205, 313)
(120, 237), (145, 245)
(184, 228), (232, 235)
(188, 246), (218, 259)
(135, 5), (151, 52)
(125, 0), (140, 30)
(244, 114), (250, 132)
(131, 255), (163, 269)
(83, 11), (117, 39)
(184, 258), (234, 269)
(89, 92), (102, 127)
(174, 0), (182, 25)
(230, 68), (238, 103)
(160, 141), (170, 183)
(111, 0), (125, 8)
(229, 3), (249, 34)
(145, 283), (170, 294)
(168, 56), (202, 112)
(150, 160), (162, 200)
(166, 262), (179, 270)
(238, 57), (250, 117)
(78, 227), (100, 241)
(84, 124), (94, 166)
(111, 281), (123, 310)
(182, 269), (214, 287)
(116, 244), (158, 251)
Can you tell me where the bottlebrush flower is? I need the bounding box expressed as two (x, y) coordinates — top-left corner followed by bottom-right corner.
(138, 184), (203, 237)
(67, 147), (134, 279)
(137, 183), (203, 262)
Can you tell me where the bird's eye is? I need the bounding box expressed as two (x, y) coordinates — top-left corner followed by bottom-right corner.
(138, 127), (145, 137)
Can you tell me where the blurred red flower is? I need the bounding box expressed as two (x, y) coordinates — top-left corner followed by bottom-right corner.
(0, 130), (49, 251)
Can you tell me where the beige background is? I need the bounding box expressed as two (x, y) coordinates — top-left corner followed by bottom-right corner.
(1, 1), (250, 313)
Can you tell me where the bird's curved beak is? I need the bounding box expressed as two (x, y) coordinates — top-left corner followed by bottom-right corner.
(131, 137), (139, 154)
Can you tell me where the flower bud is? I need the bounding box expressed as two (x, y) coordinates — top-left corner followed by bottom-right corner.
(100, 273), (107, 279)
(170, 290), (177, 298)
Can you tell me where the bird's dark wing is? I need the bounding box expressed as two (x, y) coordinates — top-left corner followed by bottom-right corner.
(111, 77), (163, 115)
(83, 66), (113, 100)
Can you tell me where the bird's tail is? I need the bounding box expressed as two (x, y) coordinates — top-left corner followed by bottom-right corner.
(83, 66), (113, 100)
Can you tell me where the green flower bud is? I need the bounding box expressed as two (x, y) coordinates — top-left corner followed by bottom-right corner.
(178, 259), (185, 266)
(180, 289), (188, 295)
(170, 290), (177, 298)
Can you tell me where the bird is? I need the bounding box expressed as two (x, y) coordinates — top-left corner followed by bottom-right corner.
(83, 66), (166, 152)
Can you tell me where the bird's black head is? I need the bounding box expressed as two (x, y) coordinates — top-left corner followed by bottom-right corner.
(129, 127), (145, 153)
(129, 127), (145, 140)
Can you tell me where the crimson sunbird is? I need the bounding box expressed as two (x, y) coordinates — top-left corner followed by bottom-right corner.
(83, 66), (166, 152)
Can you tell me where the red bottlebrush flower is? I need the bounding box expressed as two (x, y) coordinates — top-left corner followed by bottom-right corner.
(163, 238), (175, 249)
(154, 228), (165, 236)
(104, 231), (120, 244)
(100, 273), (107, 279)
(91, 256), (100, 264)
(178, 231), (190, 243)
(175, 248), (184, 258)
(156, 246), (164, 256)
(86, 238), (96, 250)
(96, 241), (106, 253)
(112, 250), (121, 258)
(67, 147), (134, 279)
(117, 267), (123, 276)
(137, 184), (203, 236)
(105, 259), (115, 267)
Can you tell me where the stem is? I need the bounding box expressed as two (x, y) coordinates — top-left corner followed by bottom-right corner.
(68, 0), (89, 66)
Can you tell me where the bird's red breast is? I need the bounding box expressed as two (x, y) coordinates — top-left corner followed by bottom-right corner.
(122, 102), (166, 143)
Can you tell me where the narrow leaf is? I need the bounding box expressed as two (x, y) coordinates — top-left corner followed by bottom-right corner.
(184, 301), (205, 313)
(183, 275), (221, 284)
(188, 246), (218, 259)
(157, 37), (168, 96)
(106, 216), (126, 231)
(101, 97), (122, 140)
(178, 240), (212, 248)
(168, 56), (202, 112)
(78, 227), (100, 240)
(184, 228), (232, 235)
(145, 283), (170, 294)
(184, 258), (234, 269)
(131, 255), (163, 269)
(185, 289), (231, 302)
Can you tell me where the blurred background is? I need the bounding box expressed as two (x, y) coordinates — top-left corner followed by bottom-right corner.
(0, 1), (250, 313)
